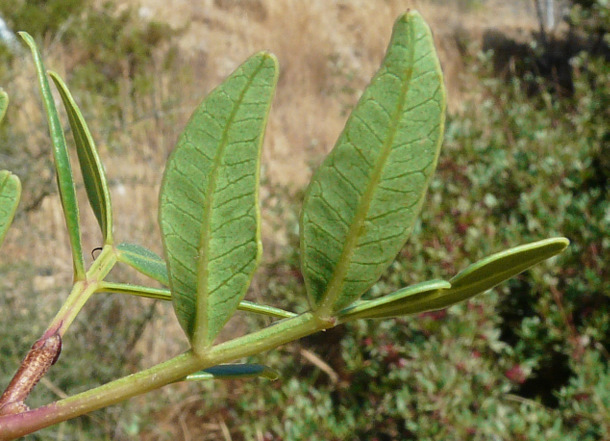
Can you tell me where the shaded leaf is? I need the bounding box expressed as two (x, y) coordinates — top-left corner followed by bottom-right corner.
(0, 171), (21, 248)
(159, 52), (278, 350)
(300, 11), (446, 314)
(20, 32), (85, 279)
(49, 71), (113, 244)
(116, 242), (169, 285)
(337, 279), (450, 321)
(182, 364), (278, 382)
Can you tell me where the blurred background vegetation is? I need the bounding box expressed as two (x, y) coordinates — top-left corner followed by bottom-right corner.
(0, 0), (607, 439)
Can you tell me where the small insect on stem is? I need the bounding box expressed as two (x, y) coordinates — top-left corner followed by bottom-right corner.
(0, 331), (62, 416)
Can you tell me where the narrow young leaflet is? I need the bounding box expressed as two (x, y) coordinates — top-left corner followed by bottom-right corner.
(159, 53), (277, 350)
(49, 71), (113, 244)
(20, 32), (86, 280)
(300, 11), (446, 314)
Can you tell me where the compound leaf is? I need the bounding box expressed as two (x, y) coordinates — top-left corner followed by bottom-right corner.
(159, 52), (277, 350)
(300, 11), (446, 314)
(20, 32), (85, 279)
(0, 171), (21, 248)
(50, 71), (113, 244)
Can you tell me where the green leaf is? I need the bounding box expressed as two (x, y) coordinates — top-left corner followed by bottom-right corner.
(20, 32), (85, 280)
(181, 364), (279, 382)
(49, 71), (113, 244)
(337, 279), (450, 321)
(300, 11), (446, 314)
(420, 237), (570, 310)
(159, 52), (278, 350)
(0, 171), (21, 248)
(116, 242), (169, 286)
(0, 89), (8, 122)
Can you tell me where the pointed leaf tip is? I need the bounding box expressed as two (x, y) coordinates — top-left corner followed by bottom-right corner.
(300, 10), (446, 314)
(49, 71), (113, 244)
(20, 31), (86, 279)
(417, 237), (570, 312)
(160, 52), (278, 350)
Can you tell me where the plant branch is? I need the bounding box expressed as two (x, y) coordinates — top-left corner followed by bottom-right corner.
(0, 312), (331, 439)
(0, 245), (117, 419)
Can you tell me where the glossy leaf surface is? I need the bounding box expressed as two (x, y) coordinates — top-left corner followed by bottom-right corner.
(183, 364), (278, 382)
(300, 11), (446, 314)
(0, 171), (21, 248)
(50, 71), (113, 244)
(116, 242), (169, 285)
(159, 52), (277, 349)
(20, 32), (85, 279)
(337, 279), (450, 321)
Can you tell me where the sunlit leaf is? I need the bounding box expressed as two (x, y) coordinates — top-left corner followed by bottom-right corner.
(159, 52), (278, 350)
(20, 32), (85, 279)
(49, 71), (113, 244)
(419, 237), (570, 310)
(300, 11), (446, 314)
(337, 280), (450, 321)
(181, 364), (278, 382)
(116, 242), (169, 286)
(0, 171), (21, 248)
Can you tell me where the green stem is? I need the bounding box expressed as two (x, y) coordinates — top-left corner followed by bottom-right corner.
(97, 282), (298, 319)
(0, 313), (331, 440)
(47, 244), (117, 336)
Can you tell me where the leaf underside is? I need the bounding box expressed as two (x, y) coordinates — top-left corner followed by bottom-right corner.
(50, 71), (113, 244)
(0, 171), (21, 248)
(20, 32), (85, 279)
(159, 52), (278, 349)
(116, 242), (169, 286)
(300, 10), (446, 313)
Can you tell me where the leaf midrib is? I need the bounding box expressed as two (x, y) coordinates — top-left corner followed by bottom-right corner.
(193, 58), (266, 348)
(317, 22), (416, 315)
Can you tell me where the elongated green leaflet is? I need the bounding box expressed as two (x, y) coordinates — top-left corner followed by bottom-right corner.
(116, 242), (169, 285)
(97, 282), (297, 319)
(181, 364), (279, 382)
(337, 280), (450, 321)
(159, 52), (278, 350)
(49, 71), (113, 244)
(421, 237), (570, 310)
(20, 32), (85, 280)
(0, 171), (21, 248)
(300, 11), (446, 314)
(0, 89), (7, 122)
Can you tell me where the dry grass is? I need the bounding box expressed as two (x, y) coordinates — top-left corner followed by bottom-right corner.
(1, 0), (541, 438)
